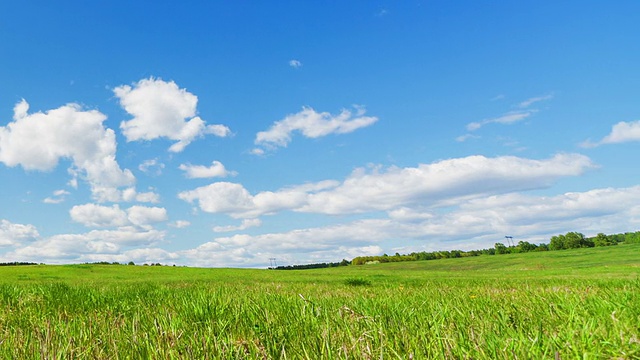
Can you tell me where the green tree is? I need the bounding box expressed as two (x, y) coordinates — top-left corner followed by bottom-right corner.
(494, 243), (508, 254)
(593, 233), (615, 247)
(624, 231), (640, 244)
(549, 234), (566, 250)
(517, 241), (537, 252)
(564, 232), (583, 248)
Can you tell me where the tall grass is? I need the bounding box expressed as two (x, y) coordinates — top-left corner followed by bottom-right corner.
(0, 244), (638, 358)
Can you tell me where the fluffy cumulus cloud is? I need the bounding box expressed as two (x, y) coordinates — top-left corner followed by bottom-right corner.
(115, 78), (231, 152)
(302, 153), (594, 214)
(0, 100), (135, 199)
(383, 185), (640, 246)
(179, 153), (595, 218)
(253, 106), (378, 152)
(0, 220), (40, 247)
(179, 161), (236, 179)
(3, 182), (639, 266)
(182, 184), (640, 267)
(178, 180), (338, 219)
(4, 228), (166, 263)
(581, 120), (640, 148)
(70, 203), (168, 229)
(127, 205), (168, 228)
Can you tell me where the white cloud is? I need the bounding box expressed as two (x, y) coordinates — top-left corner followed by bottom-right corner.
(518, 93), (554, 108)
(289, 59), (302, 68)
(169, 220), (191, 228)
(213, 218), (262, 233)
(179, 154), (594, 218)
(5, 228), (166, 262)
(138, 158), (165, 176)
(254, 106), (378, 151)
(0, 100), (135, 199)
(70, 204), (130, 228)
(114, 187), (160, 204)
(581, 120), (640, 148)
(179, 161), (236, 179)
(466, 94), (552, 132)
(455, 134), (480, 142)
(0, 219), (39, 247)
(80, 248), (179, 265)
(184, 184), (640, 267)
(70, 203), (167, 229)
(302, 153), (594, 214)
(178, 180), (338, 219)
(43, 189), (70, 204)
(133, 190), (161, 203)
(466, 111), (534, 131)
(389, 185), (640, 244)
(127, 206), (168, 228)
(4, 183), (638, 266)
(93, 187), (160, 203)
(114, 78), (231, 152)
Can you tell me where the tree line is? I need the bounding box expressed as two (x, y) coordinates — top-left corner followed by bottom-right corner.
(272, 259), (350, 270)
(351, 231), (640, 266)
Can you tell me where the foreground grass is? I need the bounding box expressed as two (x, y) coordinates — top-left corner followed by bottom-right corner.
(0, 245), (638, 359)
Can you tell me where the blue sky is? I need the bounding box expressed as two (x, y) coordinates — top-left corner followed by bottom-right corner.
(1, 1), (639, 267)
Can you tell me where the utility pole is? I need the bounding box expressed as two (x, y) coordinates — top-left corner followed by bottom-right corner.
(269, 258), (277, 268)
(505, 236), (514, 247)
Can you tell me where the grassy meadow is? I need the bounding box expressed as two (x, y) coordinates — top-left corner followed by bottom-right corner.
(0, 244), (638, 359)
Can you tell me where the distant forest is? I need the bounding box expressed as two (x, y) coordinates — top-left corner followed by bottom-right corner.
(274, 231), (640, 269)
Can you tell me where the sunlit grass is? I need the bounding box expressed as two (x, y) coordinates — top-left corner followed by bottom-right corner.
(0, 244), (638, 358)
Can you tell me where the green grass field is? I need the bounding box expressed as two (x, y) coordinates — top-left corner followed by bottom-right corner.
(0, 244), (639, 359)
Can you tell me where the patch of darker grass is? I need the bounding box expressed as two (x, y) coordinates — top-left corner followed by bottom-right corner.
(344, 277), (372, 286)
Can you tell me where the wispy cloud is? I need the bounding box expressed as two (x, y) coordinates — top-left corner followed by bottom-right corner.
(253, 105), (378, 153)
(517, 93), (554, 108)
(138, 158), (165, 176)
(43, 190), (70, 204)
(376, 9), (389, 17)
(466, 111), (535, 131)
(464, 93), (553, 132)
(455, 134), (480, 142)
